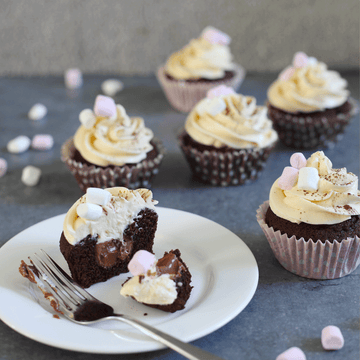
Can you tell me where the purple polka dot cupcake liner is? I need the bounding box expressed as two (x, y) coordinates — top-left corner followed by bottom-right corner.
(257, 201), (360, 279)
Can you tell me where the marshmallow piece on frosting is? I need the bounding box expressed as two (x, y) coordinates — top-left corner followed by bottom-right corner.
(77, 203), (103, 221)
(290, 153), (307, 170)
(86, 187), (111, 206)
(21, 165), (41, 186)
(7, 135), (31, 154)
(79, 109), (96, 128)
(201, 26), (231, 45)
(207, 85), (235, 99)
(276, 347), (306, 360)
(321, 325), (344, 350)
(279, 66), (295, 81)
(31, 134), (54, 151)
(128, 250), (157, 276)
(196, 97), (227, 117)
(101, 79), (124, 97)
(28, 103), (47, 121)
(0, 158), (8, 178)
(94, 95), (117, 118)
(278, 166), (299, 190)
(298, 167), (320, 191)
(293, 52), (308, 68)
(64, 68), (83, 89)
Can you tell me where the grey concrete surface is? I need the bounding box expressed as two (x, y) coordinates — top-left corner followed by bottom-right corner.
(0, 72), (359, 360)
(0, 0), (359, 76)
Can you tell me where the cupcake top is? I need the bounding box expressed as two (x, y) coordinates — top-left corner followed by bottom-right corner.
(185, 85), (278, 149)
(267, 52), (349, 113)
(63, 187), (158, 245)
(164, 26), (235, 80)
(74, 95), (154, 166)
(270, 151), (360, 225)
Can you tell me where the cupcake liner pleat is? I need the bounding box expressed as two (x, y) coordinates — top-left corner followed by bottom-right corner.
(256, 201), (360, 279)
(156, 64), (246, 113)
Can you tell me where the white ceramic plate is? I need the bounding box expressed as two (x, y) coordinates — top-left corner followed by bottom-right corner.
(0, 207), (258, 354)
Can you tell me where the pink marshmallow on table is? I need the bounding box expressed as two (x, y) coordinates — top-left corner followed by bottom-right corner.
(293, 52), (308, 68)
(279, 66), (295, 81)
(290, 153), (307, 170)
(31, 134), (54, 151)
(94, 95), (117, 118)
(276, 347), (306, 360)
(64, 68), (83, 89)
(207, 85), (235, 99)
(278, 166), (299, 190)
(321, 325), (344, 350)
(201, 26), (231, 45)
(128, 250), (157, 276)
(0, 158), (7, 178)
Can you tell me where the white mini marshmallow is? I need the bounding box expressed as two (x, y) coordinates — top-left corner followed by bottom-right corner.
(101, 79), (124, 97)
(290, 153), (307, 170)
(196, 97), (227, 117)
(86, 188), (111, 206)
(321, 325), (344, 350)
(79, 109), (96, 128)
(21, 165), (41, 186)
(298, 167), (320, 191)
(201, 26), (231, 45)
(94, 95), (117, 118)
(207, 85), (235, 99)
(276, 347), (306, 360)
(64, 68), (83, 89)
(0, 158), (7, 177)
(128, 250), (157, 276)
(7, 135), (31, 154)
(76, 203), (103, 221)
(31, 134), (54, 151)
(28, 103), (47, 121)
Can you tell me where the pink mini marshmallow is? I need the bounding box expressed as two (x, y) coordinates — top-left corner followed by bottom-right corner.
(0, 158), (7, 178)
(293, 52), (308, 68)
(321, 325), (344, 350)
(207, 85), (235, 99)
(64, 68), (83, 89)
(31, 134), (54, 151)
(290, 153), (307, 170)
(279, 66), (295, 81)
(128, 250), (157, 276)
(276, 347), (306, 360)
(201, 26), (231, 45)
(94, 95), (117, 118)
(278, 166), (299, 190)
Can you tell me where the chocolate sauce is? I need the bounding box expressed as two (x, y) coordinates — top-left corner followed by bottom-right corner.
(19, 260), (38, 283)
(95, 239), (133, 268)
(73, 300), (114, 321)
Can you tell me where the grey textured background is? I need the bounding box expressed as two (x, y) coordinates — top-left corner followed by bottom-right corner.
(1, 0), (359, 76)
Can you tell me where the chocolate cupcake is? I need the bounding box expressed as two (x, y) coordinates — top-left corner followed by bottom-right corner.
(267, 52), (354, 149)
(257, 151), (360, 279)
(120, 249), (192, 313)
(61, 95), (165, 192)
(178, 85), (278, 186)
(157, 26), (245, 112)
(60, 187), (158, 288)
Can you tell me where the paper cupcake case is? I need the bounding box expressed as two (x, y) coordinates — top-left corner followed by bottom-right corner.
(257, 201), (360, 279)
(156, 64), (246, 113)
(61, 137), (165, 192)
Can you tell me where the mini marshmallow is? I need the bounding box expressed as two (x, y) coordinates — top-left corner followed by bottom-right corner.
(7, 135), (31, 154)
(321, 325), (344, 350)
(76, 203), (103, 221)
(298, 167), (320, 191)
(278, 166), (299, 190)
(207, 85), (235, 99)
(279, 66), (295, 81)
(196, 97), (227, 117)
(64, 68), (83, 89)
(21, 165), (41, 186)
(276, 347), (306, 360)
(128, 250), (157, 276)
(201, 26), (231, 45)
(293, 51), (308, 68)
(79, 109), (96, 128)
(101, 79), (124, 97)
(31, 134), (54, 151)
(28, 103), (47, 121)
(94, 95), (117, 118)
(290, 153), (307, 170)
(0, 158), (7, 177)
(86, 188), (111, 206)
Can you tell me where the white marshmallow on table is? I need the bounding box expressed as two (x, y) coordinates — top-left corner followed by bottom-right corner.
(278, 166), (299, 190)
(196, 97), (227, 117)
(86, 188), (111, 206)
(31, 134), (54, 151)
(7, 135), (31, 154)
(276, 347), (306, 360)
(21, 166), (41, 186)
(79, 109), (96, 128)
(64, 68), (83, 89)
(101, 79), (124, 97)
(94, 95), (117, 118)
(290, 153), (307, 170)
(0, 158), (7, 177)
(297, 167), (320, 191)
(28, 103), (47, 121)
(128, 250), (157, 276)
(76, 203), (103, 221)
(321, 325), (344, 350)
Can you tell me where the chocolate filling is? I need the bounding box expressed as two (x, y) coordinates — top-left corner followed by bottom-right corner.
(156, 251), (186, 277)
(95, 238), (133, 268)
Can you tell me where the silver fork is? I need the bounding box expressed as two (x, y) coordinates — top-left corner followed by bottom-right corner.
(27, 249), (225, 360)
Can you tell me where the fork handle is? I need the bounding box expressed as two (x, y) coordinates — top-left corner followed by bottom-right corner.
(110, 314), (225, 360)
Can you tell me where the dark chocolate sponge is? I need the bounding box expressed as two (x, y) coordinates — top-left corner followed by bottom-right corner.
(165, 70), (234, 83)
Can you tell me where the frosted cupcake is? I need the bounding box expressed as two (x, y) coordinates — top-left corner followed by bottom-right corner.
(267, 52), (354, 149)
(61, 95), (165, 191)
(257, 151), (360, 279)
(178, 85), (278, 186)
(157, 26), (245, 112)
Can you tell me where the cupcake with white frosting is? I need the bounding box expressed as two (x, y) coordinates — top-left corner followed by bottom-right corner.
(267, 51), (355, 149)
(178, 85), (278, 186)
(61, 95), (165, 191)
(257, 151), (360, 279)
(157, 26), (245, 112)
